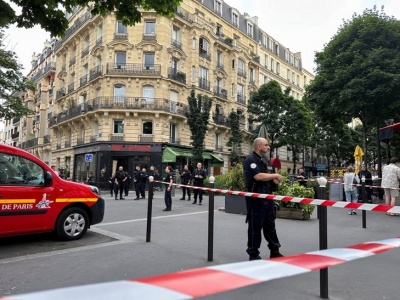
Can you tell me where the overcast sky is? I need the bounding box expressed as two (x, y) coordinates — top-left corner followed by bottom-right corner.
(4, 0), (400, 75)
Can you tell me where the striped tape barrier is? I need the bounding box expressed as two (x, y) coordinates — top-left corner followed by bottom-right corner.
(2, 237), (400, 300)
(154, 180), (400, 214)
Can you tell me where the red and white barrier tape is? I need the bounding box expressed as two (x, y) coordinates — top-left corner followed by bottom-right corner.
(2, 237), (400, 300)
(154, 181), (400, 214)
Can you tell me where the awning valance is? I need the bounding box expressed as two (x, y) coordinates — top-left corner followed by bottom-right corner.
(162, 147), (224, 166)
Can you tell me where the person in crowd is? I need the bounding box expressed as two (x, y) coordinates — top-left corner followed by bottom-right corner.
(357, 163), (372, 202)
(124, 172), (131, 197)
(192, 162), (206, 205)
(140, 167), (148, 199)
(51, 165), (59, 176)
(149, 165), (160, 191)
(112, 176), (119, 199)
(243, 137), (284, 260)
(163, 166), (174, 211)
(179, 164), (192, 201)
(87, 171), (95, 185)
(133, 165), (142, 200)
(108, 174), (115, 197)
(381, 157), (400, 215)
(114, 166), (127, 200)
(297, 167), (308, 186)
(343, 166), (360, 215)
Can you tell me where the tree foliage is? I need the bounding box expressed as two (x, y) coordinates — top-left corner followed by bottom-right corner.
(248, 81), (286, 154)
(185, 88), (212, 167)
(2, 0), (182, 37)
(0, 30), (34, 119)
(280, 95), (313, 172)
(226, 111), (243, 165)
(305, 8), (400, 164)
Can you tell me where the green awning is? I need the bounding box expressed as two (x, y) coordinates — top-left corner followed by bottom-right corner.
(162, 147), (192, 163)
(162, 147), (224, 166)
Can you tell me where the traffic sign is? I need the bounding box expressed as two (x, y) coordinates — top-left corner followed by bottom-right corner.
(85, 153), (93, 162)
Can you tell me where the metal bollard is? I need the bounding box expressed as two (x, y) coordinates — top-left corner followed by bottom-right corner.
(207, 176), (215, 262)
(361, 176), (367, 228)
(146, 176), (154, 242)
(317, 176), (328, 299)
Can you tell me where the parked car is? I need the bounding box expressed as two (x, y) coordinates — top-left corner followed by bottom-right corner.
(0, 144), (105, 240)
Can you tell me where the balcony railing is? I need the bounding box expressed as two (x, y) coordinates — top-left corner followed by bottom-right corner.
(168, 68), (186, 84)
(169, 137), (180, 145)
(175, 7), (194, 23)
(237, 68), (246, 78)
(69, 56), (76, 66)
(199, 49), (211, 61)
(109, 134), (124, 141)
(76, 138), (84, 145)
(213, 114), (229, 126)
(67, 82), (75, 94)
(114, 33), (128, 40)
(90, 135), (97, 143)
(216, 62), (224, 71)
(26, 138), (39, 148)
(213, 87), (227, 100)
(81, 46), (89, 57)
(54, 97), (189, 124)
(171, 39), (181, 49)
(65, 141), (71, 148)
(56, 143), (61, 149)
(12, 117), (20, 124)
(237, 94), (246, 104)
(95, 36), (102, 46)
(89, 65), (102, 81)
(142, 34), (156, 41)
(80, 75), (88, 87)
(139, 135), (153, 142)
(11, 132), (19, 139)
(198, 78), (210, 91)
(106, 63), (161, 76)
(56, 88), (66, 100)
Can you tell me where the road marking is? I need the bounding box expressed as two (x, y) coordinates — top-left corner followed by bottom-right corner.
(0, 228), (136, 265)
(95, 210), (216, 227)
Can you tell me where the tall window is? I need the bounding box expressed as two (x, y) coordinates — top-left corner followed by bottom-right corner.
(144, 52), (155, 69)
(270, 58), (275, 72)
(170, 123), (178, 143)
(276, 62), (280, 75)
(217, 51), (223, 68)
(172, 26), (180, 46)
(113, 120), (124, 134)
(116, 21), (127, 33)
(249, 68), (254, 82)
(144, 21), (156, 35)
(264, 54), (268, 68)
(97, 24), (103, 39)
(199, 66), (208, 80)
(142, 121), (153, 134)
(114, 85), (125, 102)
(115, 52), (126, 67)
(214, 0), (222, 14)
(199, 37), (209, 55)
(247, 22), (253, 37)
(171, 58), (179, 72)
(287, 68), (290, 81)
(232, 12), (239, 26)
(238, 59), (245, 76)
(215, 133), (222, 150)
(142, 86), (154, 103)
(170, 90), (178, 112)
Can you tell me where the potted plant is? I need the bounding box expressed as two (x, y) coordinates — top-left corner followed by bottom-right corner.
(275, 179), (315, 220)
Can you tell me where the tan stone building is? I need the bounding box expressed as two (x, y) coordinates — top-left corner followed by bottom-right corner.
(16, 0), (314, 187)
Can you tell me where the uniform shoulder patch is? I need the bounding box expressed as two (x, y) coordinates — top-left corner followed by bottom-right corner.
(250, 163), (257, 169)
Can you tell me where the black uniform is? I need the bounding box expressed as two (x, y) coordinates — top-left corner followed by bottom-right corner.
(140, 171), (148, 198)
(358, 169), (373, 201)
(243, 151), (281, 259)
(180, 169), (192, 200)
(192, 168), (206, 204)
(108, 176), (114, 196)
(114, 170), (127, 200)
(133, 170), (142, 200)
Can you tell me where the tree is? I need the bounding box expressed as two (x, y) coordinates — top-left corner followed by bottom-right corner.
(0, 30), (34, 119)
(2, 0), (182, 37)
(248, 81), (286, 156)
(226, 111), (243, 166)
(280, 95), (313, 173)
(185, 88), (212, 166)
(305, 8), (400, 166)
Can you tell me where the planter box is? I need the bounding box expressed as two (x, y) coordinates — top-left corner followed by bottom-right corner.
(276, 207), (310, 220)
(225, 195), (247, 215)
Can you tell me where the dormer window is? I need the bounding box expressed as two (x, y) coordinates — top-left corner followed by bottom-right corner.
(231, 9), (239, 27)
(214, 0), (222, 15)
(247, 22), (253, 38)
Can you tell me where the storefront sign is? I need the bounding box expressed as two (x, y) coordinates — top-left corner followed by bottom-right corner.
(111, 145), (151, 151)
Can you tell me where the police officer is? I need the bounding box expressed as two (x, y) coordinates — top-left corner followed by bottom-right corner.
(243, 137), (284, 260)
(192, 162), (206, 205)
(179, 165), (192, 201)
(115, 166), (127, 200)
(133, 165), (141, 200)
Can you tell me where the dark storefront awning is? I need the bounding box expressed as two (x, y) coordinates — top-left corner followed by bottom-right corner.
(162, 147), (224, 166)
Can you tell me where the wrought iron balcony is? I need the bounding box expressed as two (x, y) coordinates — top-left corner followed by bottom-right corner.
(171, 39), (181, 49)
(69, 56), (76, 67)
(213, 87), (227, 100)
(56, 88), (66, 100)
(80, 75), (88, 87)
(95, 37), (102, 46)
(199, 49), (211, 61)
(139, 135), (153, 142)
(65, 140), (71, 148)
(213, 114), (229, 126)
(67, 82), (75, 94)
(81, 46), (89, 57)
(175, 7), (194, 23)
(89, 65), (102, 81)
(237, 94), (246, 105)
(43, 135), (51, 144)
(168, 68), (186, 84)
(237, 68), (246, 78)
(76, 138), (84, 145)
(106, 63), (161, 76)
(110, 134), (124, 141)
(198, 78), (210, 91)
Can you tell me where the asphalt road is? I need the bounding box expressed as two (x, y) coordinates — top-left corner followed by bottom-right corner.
(1, 188), (400, 299)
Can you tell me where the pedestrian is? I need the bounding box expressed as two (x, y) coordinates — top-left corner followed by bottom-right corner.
(343, 166), (360, 215)
(192, 162), (206, 205)
(124, 172), (131, 197)
(112, 176), (119, 198)
(179, 164), (192, 201)
(357, 163), (372, 202)
(51, 165), (59, 176)
(243, 137), (284, 260)
(108, 174), (114, 197)
(133, 165), (141, 200)
(87, 171), (95, 185)
(115, 166), (127, 200)
(381, 157), (400, 215)
(140, 167), (148, 199)
(296, 167), (307, 186)
(163, 166), (173, 211)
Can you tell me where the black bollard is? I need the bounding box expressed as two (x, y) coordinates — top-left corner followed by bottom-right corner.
(207, 176), (215, 262)
(361, 176), (367, 229)
(146, 176), (154, 242)
(317, 177), (328, 299)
